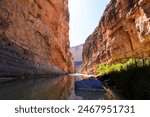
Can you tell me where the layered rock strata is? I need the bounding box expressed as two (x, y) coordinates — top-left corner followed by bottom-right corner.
(0, 0), (74, 76)
(82, 0), (150, 74)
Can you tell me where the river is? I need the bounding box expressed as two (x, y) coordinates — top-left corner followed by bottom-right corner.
(0, 74), (120, 100)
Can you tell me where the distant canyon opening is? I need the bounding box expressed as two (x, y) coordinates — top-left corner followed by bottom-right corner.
(69, 0), (110, 72)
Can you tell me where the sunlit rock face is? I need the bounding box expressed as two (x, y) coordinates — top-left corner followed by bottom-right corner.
(0, 0), (74, 76)
(82, 0), (150, 74)
(71, 44), (83, 71)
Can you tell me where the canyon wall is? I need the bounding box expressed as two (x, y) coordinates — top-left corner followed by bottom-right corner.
(82, 0), (150, 74)
(71, 44), (83, 71)
(71, 44), (83, 62)
(0, 0), (74, 76)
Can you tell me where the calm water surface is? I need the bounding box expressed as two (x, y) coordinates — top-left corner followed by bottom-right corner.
(0, 74), (119, 100)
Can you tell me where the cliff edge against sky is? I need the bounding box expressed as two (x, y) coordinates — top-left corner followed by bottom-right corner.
(82, 0), (150, 74)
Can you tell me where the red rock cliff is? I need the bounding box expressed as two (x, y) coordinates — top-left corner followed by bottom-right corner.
(0, 0), (74, 76)
(82, 0), (150, 74)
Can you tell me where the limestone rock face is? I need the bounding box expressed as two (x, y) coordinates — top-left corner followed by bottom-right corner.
(71, 44), (83, 62)
(82, 0), (150, 74)
(71, 44), (83, 70)
(0, 0), (74, 76)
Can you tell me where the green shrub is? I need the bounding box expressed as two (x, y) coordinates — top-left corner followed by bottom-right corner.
(97, 58), (150, 100)
(96, 64), (110, 74)
(96, 58), (150, 75)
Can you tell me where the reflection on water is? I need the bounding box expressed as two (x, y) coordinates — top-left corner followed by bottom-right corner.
(0, 74), (120, 100)
(0, 75), (74, 100)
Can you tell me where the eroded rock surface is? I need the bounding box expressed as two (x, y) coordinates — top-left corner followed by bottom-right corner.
(0, 0), (74, 76)
(82, 0), (150, 74)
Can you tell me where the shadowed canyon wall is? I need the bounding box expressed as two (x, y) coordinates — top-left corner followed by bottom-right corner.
(0, 0), (74, 76)
(82, 0), (150, 74)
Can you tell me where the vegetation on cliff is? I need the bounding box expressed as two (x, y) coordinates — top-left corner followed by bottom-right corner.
(97, 59), (150, 99)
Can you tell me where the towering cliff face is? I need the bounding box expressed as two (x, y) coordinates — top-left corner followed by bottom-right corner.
(0, 0), (74, 76)
(82, 0), (150, 74)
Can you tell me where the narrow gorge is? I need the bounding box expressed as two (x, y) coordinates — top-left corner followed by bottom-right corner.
(82, 0), (150, 74)
(0, 0), (150, 100)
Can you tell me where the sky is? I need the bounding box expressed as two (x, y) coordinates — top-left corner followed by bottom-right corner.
(69, 0), (110, 47)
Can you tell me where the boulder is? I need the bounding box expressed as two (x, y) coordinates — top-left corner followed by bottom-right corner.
(75, 78), (104, 92)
